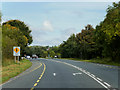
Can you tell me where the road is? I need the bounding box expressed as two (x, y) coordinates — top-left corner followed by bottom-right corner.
(1, 58), (119, 90)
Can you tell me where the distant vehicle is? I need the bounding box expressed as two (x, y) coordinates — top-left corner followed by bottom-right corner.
(26, 56), (30, 59)
(32, 54), (38, 59)
(21, 57), (24, 60)
(54, 55), (58, 58)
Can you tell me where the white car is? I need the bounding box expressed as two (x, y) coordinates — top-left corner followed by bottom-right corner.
(26, 56), (31, 59)
(32, 55), (38, 59)
(54, 55), (58, 58)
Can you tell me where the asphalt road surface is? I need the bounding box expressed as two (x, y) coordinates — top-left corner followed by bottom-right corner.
(1, 58), (119, 90)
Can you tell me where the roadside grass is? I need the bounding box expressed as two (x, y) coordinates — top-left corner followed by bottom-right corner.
(2, 58), (15, 67)
(1, 59), (32, 84)
(58, 58), (120, 66)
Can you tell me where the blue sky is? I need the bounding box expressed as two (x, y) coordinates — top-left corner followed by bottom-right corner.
(2, 2), (114, 46)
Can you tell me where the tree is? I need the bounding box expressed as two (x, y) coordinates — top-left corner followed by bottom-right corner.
(2, 24), (28, 56)
(42, 50), (48, 58)
(76, 24), (96, 59)
(49, 50), (55, 58)
(3, 20), (33, 45)
(2, 20), (33, 57)
(59, 34), (78, 58)
(2, 19), (33, 65)
(95, 1), (120, 61)
(0, 11), (1, 23)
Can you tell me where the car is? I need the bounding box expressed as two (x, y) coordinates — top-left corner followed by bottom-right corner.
(54, 55), (58, 58)
(32, 54), (38, 59)
(26, 56), (30, 59)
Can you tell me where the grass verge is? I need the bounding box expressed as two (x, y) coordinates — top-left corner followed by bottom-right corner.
(58, 58), (120, 66)
(1, 59), (32, 84)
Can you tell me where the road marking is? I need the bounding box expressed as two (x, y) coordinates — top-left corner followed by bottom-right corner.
(34, 83), (37, 86)
(53, 73), (56, 76)
(31, 63), (46, 90)
(44, 59), (112, 90)
(37, 80), (40, 83)
(73, 72), (82, 76)
(0, 62), (42, 86)
(91, 74), (95, 77)
(31, 87), (34, 90)
(22, 63), (42, 76)
(104, 82), (111, 87)
(57, 58), (120, 70)
(97, 77), (103, 82)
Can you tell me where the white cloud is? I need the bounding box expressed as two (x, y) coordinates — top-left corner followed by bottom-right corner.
(31, 37), (63, 46)
(41, 20), (53, 32)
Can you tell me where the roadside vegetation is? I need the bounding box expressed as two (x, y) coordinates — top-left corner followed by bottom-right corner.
(0, 11), (2, 85)
(1, 13), (33, 83)
(2, 20), (33, 66)
(58, 58), (120, 66)
(25, 2), (120, 66)
(58, 2), (120, 62)
(57, 2), (120, 65)
(2, 59), (32, 84)
(25, 46), (61, 58)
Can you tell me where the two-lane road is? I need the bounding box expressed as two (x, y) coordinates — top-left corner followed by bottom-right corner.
(1, 58), (119, 90)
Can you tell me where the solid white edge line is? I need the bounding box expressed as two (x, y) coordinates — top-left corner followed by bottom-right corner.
(104, 82), (111, 87)
(97, 77), (103, 82)
(44, 59), (111, 90)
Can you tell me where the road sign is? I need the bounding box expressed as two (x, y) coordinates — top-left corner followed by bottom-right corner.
(13, 46), (20, 56)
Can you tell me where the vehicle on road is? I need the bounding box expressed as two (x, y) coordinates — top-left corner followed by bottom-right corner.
(32, 54), (38, 59)
(26, 56), (31, 59)
(54, 55), (58, 58)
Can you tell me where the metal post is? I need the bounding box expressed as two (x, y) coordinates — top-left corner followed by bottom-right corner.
(15, 56), (16, 63)
(18, 56), (19, 63)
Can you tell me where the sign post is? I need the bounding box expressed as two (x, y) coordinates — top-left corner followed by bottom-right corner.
(13, 46), (20, 63)
(14, 56), (16, 63)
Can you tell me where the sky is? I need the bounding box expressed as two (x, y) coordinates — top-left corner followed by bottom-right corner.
(1, 2), (115, 46)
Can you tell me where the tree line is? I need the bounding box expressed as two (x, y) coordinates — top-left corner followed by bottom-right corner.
(25, 2), (120, 62)
(25, 46), (60, 58)
(58, 2), (120, 62)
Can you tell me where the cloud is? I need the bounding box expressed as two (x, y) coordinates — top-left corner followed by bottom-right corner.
(41, 20), (53, 32)
(31, 27), (77, 46)
(31, 37), (63, 46)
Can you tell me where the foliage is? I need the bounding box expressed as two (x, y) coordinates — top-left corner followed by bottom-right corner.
(2, 19), (33, 65)
(76, 25), (96, 59)
(0, 11), (1, 50)
(59, 34), (77, 58)
(95, 1), (120, 61)
(2, 24), (28, 46)
(2, 34), (17, 60)
(24, 46), (60, 58)
(3, 20), (33, 45)
(0, 11), (1, 23)
(59, 2), (120, 61)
